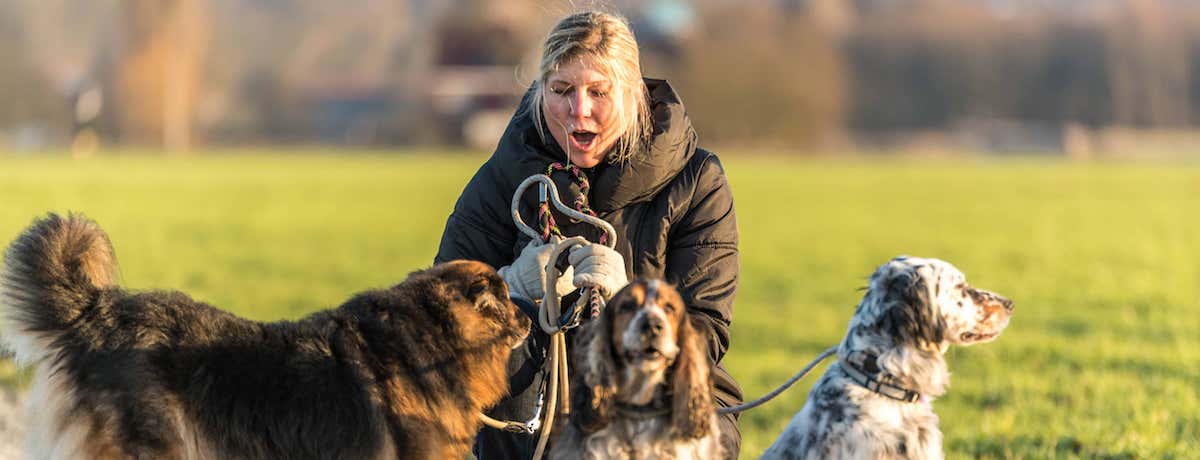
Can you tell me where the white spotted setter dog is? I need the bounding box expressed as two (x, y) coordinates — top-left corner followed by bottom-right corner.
(763, 256), (1013, 460)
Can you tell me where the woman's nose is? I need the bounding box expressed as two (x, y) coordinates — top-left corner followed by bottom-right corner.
(570, 92), (592, 119)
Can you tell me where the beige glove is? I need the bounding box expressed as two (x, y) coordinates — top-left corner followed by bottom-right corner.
(568, 243), (628, 300)
(498, 239), (576, 301)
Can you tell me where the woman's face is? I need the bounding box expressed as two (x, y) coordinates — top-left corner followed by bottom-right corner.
(542, 59), (622, 168)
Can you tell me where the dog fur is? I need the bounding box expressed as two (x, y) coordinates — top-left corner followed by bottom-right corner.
(549, 279), (722, 460)
(762, 256), (1013, 460)
(0, 213), (530, 460)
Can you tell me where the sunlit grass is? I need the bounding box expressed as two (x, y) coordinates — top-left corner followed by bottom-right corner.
(1, 150), (1196, 458)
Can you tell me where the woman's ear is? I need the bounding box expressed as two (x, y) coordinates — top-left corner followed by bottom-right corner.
(671, 315), (714, 440)
(570, 308), (617, 433)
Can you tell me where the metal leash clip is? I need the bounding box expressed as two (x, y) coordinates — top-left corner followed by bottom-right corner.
(511, 368), (550, 434)
(521, 389), (545, 434)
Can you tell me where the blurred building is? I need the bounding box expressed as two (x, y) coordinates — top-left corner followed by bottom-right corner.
(3, 0), (1200, 156)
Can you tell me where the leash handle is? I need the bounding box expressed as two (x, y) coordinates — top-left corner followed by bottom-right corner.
(511, 175), (617, 249)
(717, 346), (838, 415)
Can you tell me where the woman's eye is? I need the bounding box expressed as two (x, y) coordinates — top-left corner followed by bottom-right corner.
(589, 89), (608, 98)
(550, 86), (568, 95)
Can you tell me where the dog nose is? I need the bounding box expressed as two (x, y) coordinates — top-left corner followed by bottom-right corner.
(639, 316), (664, 335)
(1000, 297), (1014, 312)
(973, 289), (1013, 313)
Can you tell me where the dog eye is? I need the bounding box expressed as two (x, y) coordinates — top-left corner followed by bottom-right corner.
(468, 280), (488, 297)
(663, 303), (675, 314)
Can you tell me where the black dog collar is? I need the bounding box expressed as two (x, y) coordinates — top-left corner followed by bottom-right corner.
(614, 400), (671, 420)
(839, 354), (922, 404)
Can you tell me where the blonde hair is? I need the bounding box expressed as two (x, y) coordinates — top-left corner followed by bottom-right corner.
(530, 11), (651, 164)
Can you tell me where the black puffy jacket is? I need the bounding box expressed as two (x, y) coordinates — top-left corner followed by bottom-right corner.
(436, 79), (743, 456)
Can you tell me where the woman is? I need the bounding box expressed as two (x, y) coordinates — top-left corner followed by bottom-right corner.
(435, 11), (742, 459)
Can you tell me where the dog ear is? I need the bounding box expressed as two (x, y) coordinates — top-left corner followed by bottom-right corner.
(570, 306), (617, 433)
(671, 315), (714, 440)
(878, 266), (945, 349)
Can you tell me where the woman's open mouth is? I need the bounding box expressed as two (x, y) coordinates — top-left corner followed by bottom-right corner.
(569, 130), (598, 151)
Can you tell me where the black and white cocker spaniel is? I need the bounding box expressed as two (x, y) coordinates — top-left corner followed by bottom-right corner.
(549, 279), (722, 460)
(763, 256), (1013, 460)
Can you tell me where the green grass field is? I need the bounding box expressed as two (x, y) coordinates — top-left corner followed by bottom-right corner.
(0, 151), (1196, 458)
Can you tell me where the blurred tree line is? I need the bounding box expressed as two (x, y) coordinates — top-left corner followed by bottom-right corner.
(1, 0), (1199, 152)
(844, 0), (1195, 131)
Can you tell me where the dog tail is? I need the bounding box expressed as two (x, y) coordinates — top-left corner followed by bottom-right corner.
(2, 213), (117, 364)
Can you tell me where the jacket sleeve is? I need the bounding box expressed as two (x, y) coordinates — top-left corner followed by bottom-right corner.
(434, 161), (519, 269)
(665, 153), (738, 365)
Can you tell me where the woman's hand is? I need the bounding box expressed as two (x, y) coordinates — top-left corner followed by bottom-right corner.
(568, 243), (628, 300)
(498, 239), (576, 301)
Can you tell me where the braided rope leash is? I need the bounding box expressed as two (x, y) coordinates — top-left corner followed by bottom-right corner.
(537, 163), (608, 326)
(480, 172), (617, 460)
(511, 174), (616, 249)
(528, 165), (614, 460)
(537, 162), (609, 246)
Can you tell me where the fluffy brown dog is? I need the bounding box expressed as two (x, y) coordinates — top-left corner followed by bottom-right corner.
(0, 213), (529, 460)
(550, 279), (722, 460)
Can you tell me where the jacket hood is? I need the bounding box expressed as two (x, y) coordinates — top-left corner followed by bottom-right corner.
(490, 78), (698, 213)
